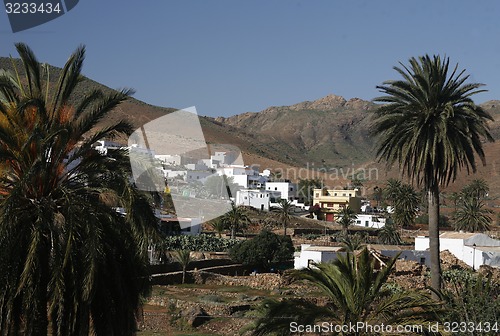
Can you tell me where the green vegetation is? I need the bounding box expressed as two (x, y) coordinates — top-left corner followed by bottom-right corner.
(221, 202), (250, 239)
(276, 198), (293, 236)
(0, 44), (157, 334)
(384, 179), (419, 229)
(173, 250), (192, 284)
(334, 206), (357, 233)
(372, 54), (494, 295)
(229, 230), (293, 271)
(339, 232), (367, 252)
(298, 178), (322, 205)
(439, 269), (500, 334)
(377, 218), (403, 245)
(452, 179), (493, 232)
(160, 234), (238, 252)
(249, 248), (441, 335)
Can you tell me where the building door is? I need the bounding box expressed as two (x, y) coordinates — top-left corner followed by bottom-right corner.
(326, 213), (334, 222)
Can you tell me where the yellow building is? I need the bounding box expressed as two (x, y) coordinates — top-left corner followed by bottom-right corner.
(312, 188), (361, 222)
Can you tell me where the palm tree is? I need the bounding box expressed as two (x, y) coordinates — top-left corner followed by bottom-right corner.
(276, 198), (293, 236)
(378, 218), (403, 245)
(446, 191), (461, 212)
(249, 248), (441, 335)
(372, 55), (494, 294)
(222, 202), (250, 239)
(173, 250), (192, 284)
(462, 178), (489, 200)
(383, 178), (402, 206)
(335, 206), (357, 233)
(298, 178), (322, 205)
(0, 44), (158, 335)
(339, 232), (367, 252)
(392, 183), (419, 229)
(453, 196), (492, 232)
(210, 218), (226, 238)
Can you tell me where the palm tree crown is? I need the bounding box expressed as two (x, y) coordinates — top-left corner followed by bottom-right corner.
(222, 202), (250, 239)
(0, 43), (158, 335)
(335, 206), (357, 233)
(373, 55), (493, 188)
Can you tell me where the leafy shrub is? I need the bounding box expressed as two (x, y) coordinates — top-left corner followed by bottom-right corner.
(160, 234), (239, 252)
(439, 269), (499, 333)
(229, 230), (294, 271)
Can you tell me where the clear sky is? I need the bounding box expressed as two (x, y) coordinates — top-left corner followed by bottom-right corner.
(1, 1), (500, 117)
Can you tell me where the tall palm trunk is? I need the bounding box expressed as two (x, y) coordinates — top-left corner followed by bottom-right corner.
(231, 223), (236, 240)
(31, 240), (49, 336)
(428, 185), (441, 297)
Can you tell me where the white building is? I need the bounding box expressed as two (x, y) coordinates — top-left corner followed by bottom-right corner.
(161, 169), (187, 179)
(415, 232), (500, 268)
(294, 244), (430, 269)
(354, 214), (386, 229)
(185, 161), (209, 171)
(235, 189), (275, 211)
(156, 154), (182, 166)
(210, 151), (239, 167)
(216, 165), (258, 188)
(186, 170), (213, 183)
(294, 245), (344, 269)
(265, 182), (298, 201)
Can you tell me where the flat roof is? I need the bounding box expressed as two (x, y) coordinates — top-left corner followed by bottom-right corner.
(367, 244), (414, 251)
(440, 232), (481, 239)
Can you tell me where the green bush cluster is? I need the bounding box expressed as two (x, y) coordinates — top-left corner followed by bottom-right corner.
(160, 234), (239, 252)
(229, 230), (294, 271)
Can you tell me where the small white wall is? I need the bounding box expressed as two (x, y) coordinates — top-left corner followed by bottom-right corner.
(294, 245), (344, 269)
(415, 236), (430, 251)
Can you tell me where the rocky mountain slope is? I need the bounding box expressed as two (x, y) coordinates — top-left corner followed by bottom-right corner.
(3, 56), (500, 198)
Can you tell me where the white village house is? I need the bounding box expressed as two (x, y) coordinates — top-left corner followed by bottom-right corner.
(294, 232), (500, 270)
(294, 244), (429, 269)
(415, 232), (500, 269)
(235, 189), (281, 211)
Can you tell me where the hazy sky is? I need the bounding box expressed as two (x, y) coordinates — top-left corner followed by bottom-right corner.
(1, 1), (500, 117)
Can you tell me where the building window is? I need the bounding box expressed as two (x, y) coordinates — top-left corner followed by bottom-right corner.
(315, 193), (319, 197)
(290, 187), (293, 191)
(275, 187), (278, 190)
(356, 220), (361, 224)
(334, 193), (337, 196)
(343, 193), (346, 196)
(365, 221), (369, 227)
(420, 257), (426, 265)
